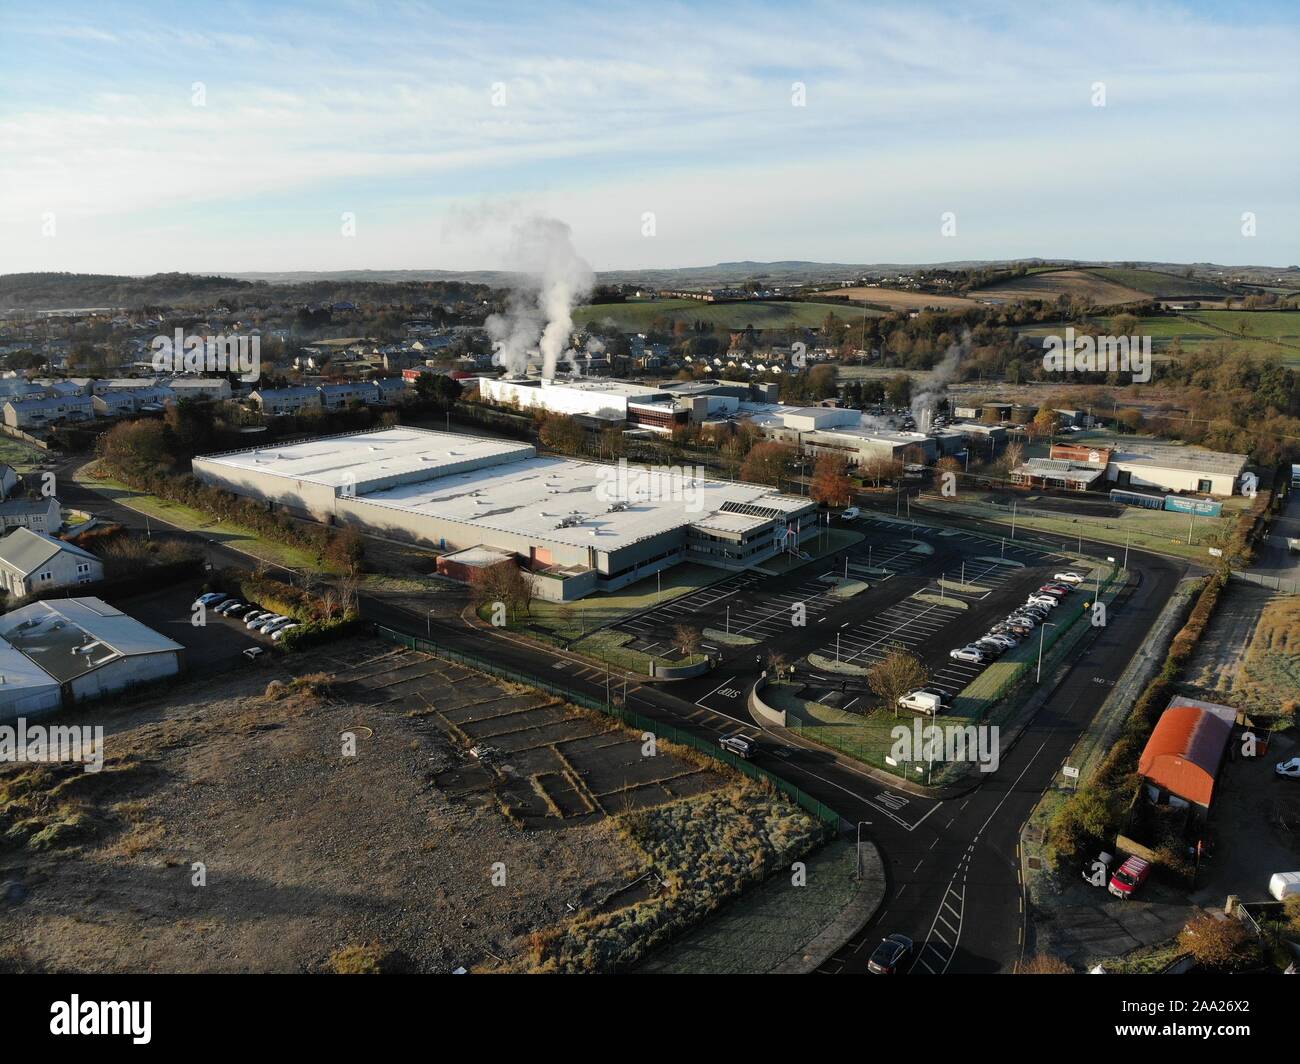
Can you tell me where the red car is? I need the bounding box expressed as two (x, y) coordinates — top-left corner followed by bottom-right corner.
(1108, 855), (1151, 899)
(1039, 584), (1072, 597)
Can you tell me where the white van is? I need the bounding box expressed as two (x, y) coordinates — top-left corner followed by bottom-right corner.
(897, 690), (944, 715)
(1269, 871), (1300, 901)
(840, 507), (861, 520)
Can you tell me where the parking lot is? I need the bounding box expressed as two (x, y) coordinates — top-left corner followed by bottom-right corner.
(115, 582), (266, 672)
(658, 514), (1079, 713)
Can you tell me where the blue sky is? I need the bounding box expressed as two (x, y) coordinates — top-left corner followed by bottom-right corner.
(1, 0), (1297, 274)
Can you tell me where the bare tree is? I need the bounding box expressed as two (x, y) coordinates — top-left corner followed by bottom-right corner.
(867, 643), (929, 718)
(672, 623), (702, 660)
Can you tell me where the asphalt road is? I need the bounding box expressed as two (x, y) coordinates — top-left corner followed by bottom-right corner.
(60, 459), (1190, 974)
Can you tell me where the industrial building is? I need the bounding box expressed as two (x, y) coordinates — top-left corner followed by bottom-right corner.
(193, 427), (819, 601)
(1103, 440), (1248, 497)
(0, 597), (184, 717)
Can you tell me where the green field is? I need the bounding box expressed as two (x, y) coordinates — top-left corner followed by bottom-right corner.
(573, 299), (884, 331)
(1017, 309), (1300, 364)
(1087, 267), (1232, 298)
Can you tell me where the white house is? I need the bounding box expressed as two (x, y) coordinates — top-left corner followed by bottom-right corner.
(319, 382), (370, 409)
(0, 496), (62, 534)
(167, 377), (233, 401)
(0, 528), (102, 597)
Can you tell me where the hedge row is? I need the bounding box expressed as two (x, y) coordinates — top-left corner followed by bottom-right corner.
(209, 569), (360, 651)
(100, 463), (361, 572)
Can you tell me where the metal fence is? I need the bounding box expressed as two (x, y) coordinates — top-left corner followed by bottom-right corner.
(372, 624), (843, 828)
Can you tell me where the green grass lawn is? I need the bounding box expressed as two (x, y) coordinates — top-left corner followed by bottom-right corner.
(0, 435), (50, 471)
(1016, 310), (1300, 364)
(77, 467), (331, 573)
(765, 682), (974, 782)
(937, 489), (1245, 562)
(573, 299), (883, 331)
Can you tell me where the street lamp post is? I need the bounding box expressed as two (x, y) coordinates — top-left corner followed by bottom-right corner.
(1036, 621), (1057, 683)
(1011, 500), (1018, 540)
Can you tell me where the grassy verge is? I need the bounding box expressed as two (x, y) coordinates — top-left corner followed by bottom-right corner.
(569, 628), (706, 673)
(950, 565), (1127, 724)
(764, 681), (965, 779)
(931, 494), (1246, 562)
(77, 467), (329, 572)
(759, 528), (864, 573)
(0, 435), (50, 471)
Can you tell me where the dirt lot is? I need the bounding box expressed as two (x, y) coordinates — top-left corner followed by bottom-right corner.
(0, 638), (734, 973)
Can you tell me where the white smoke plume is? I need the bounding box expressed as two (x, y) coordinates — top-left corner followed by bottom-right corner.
(911, 330), (971, 433)
(482, 216), (594, 379)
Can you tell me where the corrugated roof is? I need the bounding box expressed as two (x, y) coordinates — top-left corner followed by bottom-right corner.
(1138, 698), (1236, 807)
(0, 597), (183, 683)
(0, 528), (98, 577)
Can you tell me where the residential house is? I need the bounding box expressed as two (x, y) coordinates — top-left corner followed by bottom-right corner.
(0, 495), (62, 535)
(3, 395), (94, 428)
(250, 387), (321, 416)
(0, 528), (103, 598)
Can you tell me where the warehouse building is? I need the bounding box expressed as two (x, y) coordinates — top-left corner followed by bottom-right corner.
(0, 597), (184, 709)
(194, 427), (818, 601)
(1103, 440), (1248, 497)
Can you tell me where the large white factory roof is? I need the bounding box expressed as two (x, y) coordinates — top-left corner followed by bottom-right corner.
(356, 454), (811, 550)
(199, 429), (534, 490)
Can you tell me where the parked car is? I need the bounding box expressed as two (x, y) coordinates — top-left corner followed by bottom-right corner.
(983, 634), (1017, 650)
(1042, 583), (1073, 596)
(244, 611), (273, 628)
(898, 690), (945, 715)
(193, 592), (227, 610)
(1025, 596), (1058, 610)
(251, 614), (290, 633)
(1276, 757), (1300, 780)
(270, 624), (299, 642)
(719, 733), (757, 759)
(1054, 571), (1086, 584)
(1107, 855), (1151, 899)
(242, 646), (265, 662)
(261, 618), (296, 635)
(867, 933), (913, 975)
(973, 639), (1004, 657)
(949, 646), (986, 664)
(1082, 850), (1114, 887)
(224, 603), (257, 618)
(1006, 614), (1038, 629)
